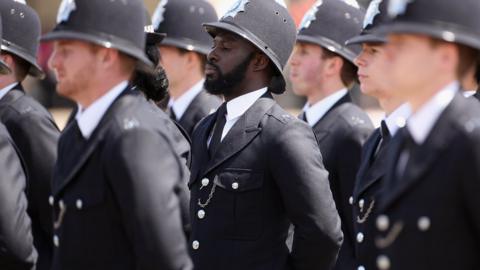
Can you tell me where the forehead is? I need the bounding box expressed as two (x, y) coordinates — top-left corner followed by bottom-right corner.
(54, 40), (93, 50)
(295, 42), (324, 52)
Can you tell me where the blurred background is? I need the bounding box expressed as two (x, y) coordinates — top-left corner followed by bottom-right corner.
(26, 0), (380, 129)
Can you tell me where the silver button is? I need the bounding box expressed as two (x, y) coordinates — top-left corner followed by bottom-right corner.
(357, 232), (364, 243)
(377, 255), (391, 270)
(192, 240), (200, 250)
(376, 215), (390, 231)
(417, 216), (431, 231)
(53, 235), (59, 247)
(359, 199), (365, 209)
(358, 266), (366, 270)
(76, 199), (83, 210)
(201, 178), (209, 186)
(231, 182), (239, 190)
(349, 196), (354, 205)
(49, 196), (54, 206)
(59, 200), (65, 209)
(197, 210), (206, 219)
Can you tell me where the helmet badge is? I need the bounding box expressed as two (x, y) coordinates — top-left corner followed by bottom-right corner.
(152, 0), (169, 27)
(57, 0), (76, 24)
(222, 0), (250, 19)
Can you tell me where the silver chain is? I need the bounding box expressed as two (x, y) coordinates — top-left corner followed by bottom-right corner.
(197, 181), (217, 208)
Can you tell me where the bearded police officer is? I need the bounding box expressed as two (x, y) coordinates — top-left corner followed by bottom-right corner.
(153, 0), (221, 136)
(345, 1), (411, 269)
(0, 15), (37, 270)
(188, 1), (343, 269)
(289, 1), (373, 269)
(0, 2), (59, 269)
(372, 0), (480, 269)
(42, 0), (192, 269)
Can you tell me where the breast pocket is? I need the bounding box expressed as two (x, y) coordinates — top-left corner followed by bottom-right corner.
(215, 168), (264, 240)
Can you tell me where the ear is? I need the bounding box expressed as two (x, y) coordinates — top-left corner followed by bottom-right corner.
(325, 56), (343, 76)
(252, 53), (270, 72)
(438, 43), (458, 71)
(1, 53), (15, 70)
(97, 48), (120, 69)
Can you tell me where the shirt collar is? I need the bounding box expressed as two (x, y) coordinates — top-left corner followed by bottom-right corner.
(75, 80), (128, 139)
(407, 81), (459, 144)
(0, 82), (19, 100)
(463, 90), (476, 98)
(384, 103), (412, 137)
(168, 79), (205, 120)
(303, 88), (348, 127)
(226, 87), (268, 121)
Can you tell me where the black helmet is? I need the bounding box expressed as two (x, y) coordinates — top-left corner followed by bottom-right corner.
(41, 0), (152, 68)
(203, 0), (297, 94)
(297, 0), (365, 64)
(0, 0), (44, 78)
(346, 0), (388, 45)
(144, 9), (165, 46)
(377, 0), (480, 51)
(152, 0), (218, 55)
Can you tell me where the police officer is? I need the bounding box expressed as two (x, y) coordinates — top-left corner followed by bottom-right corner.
(189, 1), (342, 269)
(345, 1), (410, 269)
(153, 0), (222, 136)
(133, 18), (192, 237)
(289, 1), (373, 269)
(0, 2), (59, 269)
(42, 0), (192, 269)
(0, 14), (37, 270)
(372, 0), (480, 269)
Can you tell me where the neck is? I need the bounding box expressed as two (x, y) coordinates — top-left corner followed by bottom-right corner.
(169, 72), (203, 100)
(307, 80), (346, 105)
(408, 77), (456, 113)
(223, 75), (269, 102)
(0, 75), (19, 90)
(77, 76), (128, 109)
(377, 94), (405, 116)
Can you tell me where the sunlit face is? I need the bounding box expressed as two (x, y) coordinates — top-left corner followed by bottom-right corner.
(383, 34), (443, 100)
(354, 43), (390, 98)
(289, 42), (328, 97)
(48, 40), (99, 101)
(158, 45), (189, 90)
(204, 31), (256, 96)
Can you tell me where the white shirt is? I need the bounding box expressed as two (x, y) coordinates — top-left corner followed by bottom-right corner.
(75, 80), (128, 139)
(168, 79), (205, 120)
(0, 82), (19, 100)
(407, 81), (459, 144)
(384, 103), (411, 137)
(463, 90), (476, 98)
(302, 89), (348, 127)
(208, 87), (267, 145)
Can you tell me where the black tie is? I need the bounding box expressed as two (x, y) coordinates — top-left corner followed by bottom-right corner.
(209, 103), (227, 157)
(299, 111), (308, 123)
(168, 106), (177, 121)
(379, 120), (391, 149)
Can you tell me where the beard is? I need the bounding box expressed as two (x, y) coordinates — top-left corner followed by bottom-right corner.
(204, 53), (254, 96)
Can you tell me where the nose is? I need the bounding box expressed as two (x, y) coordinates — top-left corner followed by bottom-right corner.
(48, 44), (60, 71)
(207, 46), (218, 64)
(354, 52), (366, 67)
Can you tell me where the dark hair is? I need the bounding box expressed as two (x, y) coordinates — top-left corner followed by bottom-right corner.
(132, 43), (169, 102)
(321, 49), (358, 88)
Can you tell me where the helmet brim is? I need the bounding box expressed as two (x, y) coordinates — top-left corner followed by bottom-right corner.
(376, 21), (480, 51)
(41, 30), (154, 69)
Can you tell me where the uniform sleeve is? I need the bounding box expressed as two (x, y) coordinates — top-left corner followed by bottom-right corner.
(0, 131), (37, 269)
(8, 113), (59, 246)
(269, 120), (343, 270)
(105, 128), (192, 270)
